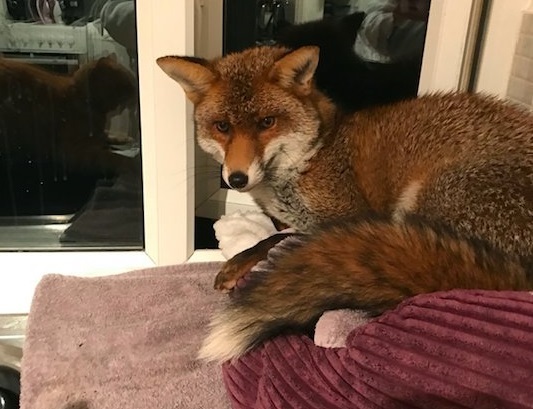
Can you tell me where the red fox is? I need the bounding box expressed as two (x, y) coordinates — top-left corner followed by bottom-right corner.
(157, 45), (533, 362)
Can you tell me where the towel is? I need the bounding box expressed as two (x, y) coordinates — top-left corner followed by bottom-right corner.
(21, 262), (230, 409)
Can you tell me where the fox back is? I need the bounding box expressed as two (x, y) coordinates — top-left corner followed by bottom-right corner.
(158, 45), (533, 258)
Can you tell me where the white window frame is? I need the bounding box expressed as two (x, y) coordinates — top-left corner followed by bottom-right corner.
(418, 0), (481, 93)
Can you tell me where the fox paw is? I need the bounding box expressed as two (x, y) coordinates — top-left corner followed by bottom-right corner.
(229, 235), (307, 297)
(214, 233), (300, 292)
(214, 250), (262, 293)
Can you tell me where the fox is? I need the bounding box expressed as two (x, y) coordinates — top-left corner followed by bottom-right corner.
(157, 45), (533, 362)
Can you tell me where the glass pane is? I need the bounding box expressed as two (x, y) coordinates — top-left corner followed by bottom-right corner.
(0, 0), (143, 250)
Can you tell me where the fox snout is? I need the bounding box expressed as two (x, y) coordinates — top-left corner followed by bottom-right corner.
(218, 132), (266, 191)
(227, 171), (249, 190)
(222, 159), (264, 192)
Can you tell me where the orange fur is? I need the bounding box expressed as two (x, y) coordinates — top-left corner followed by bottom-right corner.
(198, 216), (533, 362)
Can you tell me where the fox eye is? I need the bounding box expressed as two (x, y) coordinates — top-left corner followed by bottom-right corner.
(214, 121), (230, 133)
(259, 116), (276, 130)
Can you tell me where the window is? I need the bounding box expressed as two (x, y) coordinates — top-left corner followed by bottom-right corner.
(0, 1), (142, 250)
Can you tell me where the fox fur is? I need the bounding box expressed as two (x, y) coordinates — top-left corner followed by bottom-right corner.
(0, 55), (137, 176)
(157, 45), (533, 362)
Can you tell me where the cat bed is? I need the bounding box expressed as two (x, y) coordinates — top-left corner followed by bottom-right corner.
(21, 262), (533, 409)
(222, 290), (533, 409)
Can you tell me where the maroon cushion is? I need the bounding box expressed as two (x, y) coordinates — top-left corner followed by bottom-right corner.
(222, 290), (533, 409)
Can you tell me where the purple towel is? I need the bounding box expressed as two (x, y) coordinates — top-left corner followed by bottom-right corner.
(21, 262), (231, 409)
(223, 290), (533, 409)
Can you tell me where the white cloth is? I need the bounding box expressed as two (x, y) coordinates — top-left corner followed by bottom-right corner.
(213, 211), (278, 259)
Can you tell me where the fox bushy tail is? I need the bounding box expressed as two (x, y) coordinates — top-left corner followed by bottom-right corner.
(198, 216), (533, 363)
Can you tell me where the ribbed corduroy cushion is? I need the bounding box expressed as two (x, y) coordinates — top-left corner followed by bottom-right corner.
(222, 290), (533, 409)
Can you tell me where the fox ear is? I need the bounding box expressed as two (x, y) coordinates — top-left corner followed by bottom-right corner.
(269, 46), (319, 95)
(156, 56), (216, 103)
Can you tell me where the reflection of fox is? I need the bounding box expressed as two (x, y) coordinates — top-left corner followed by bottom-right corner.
(0, 55), (137, 176)
(158, 45), (533, 362)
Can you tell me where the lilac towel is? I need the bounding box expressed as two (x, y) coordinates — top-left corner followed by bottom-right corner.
(223, 290), (533, 409)
(21, 262), (230, 409)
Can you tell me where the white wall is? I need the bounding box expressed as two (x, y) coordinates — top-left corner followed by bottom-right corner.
(474, 0), (532, 97)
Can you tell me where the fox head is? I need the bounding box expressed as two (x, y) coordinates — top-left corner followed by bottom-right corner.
(157, 46), (334, 192)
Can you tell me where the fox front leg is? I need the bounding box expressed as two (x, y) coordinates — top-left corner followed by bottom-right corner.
(214, 233), (297, 292)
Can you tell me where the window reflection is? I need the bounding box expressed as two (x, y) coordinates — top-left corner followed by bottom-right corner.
(0, 0), (142, 249)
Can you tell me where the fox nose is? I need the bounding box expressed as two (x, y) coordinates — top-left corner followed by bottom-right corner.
(228, 171), (249, 189)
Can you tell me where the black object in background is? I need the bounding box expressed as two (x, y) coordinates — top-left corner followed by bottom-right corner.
(6, 0), (28, 20)
(275, 12), (424, 112)
(195, 217), (218, 250)
(0, 366), (19, 409)
(223, 0), (289, 54)
(223, 0), (256, 54)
